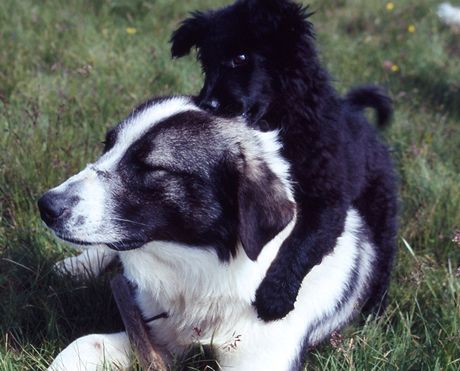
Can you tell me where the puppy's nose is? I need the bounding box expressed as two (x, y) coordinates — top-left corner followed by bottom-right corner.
(200, 99), (220, 112)
(38, 192), (68, 226)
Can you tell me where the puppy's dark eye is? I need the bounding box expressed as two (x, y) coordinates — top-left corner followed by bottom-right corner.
(225, 54), (248, 68)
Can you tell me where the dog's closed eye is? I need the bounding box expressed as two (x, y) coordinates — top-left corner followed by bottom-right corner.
(132, 157), (169, 175)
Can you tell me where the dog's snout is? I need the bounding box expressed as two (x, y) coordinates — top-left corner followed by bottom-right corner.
(200, 98), (220, 112)
(38, 191), (71, 226)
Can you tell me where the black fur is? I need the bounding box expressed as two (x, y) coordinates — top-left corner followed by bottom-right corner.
(171, 0), (398, 321)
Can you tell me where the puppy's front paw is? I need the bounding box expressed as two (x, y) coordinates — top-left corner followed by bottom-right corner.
(253, 276), (297, 322)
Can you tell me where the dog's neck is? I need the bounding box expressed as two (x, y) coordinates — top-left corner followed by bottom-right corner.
(117, 217), (296, 348)
(120, 216), (295, 303)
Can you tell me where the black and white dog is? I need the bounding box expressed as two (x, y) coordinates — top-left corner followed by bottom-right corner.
(171, 0), (398, 321)
(40, 97), (376, 371)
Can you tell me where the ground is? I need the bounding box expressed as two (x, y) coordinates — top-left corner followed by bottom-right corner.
(0, 0), (459, 370)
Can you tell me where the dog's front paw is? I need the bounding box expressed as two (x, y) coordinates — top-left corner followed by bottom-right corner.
(48, 332), (131, 371)
(253, 277), (297, 322)
(54, 246), (118, 280)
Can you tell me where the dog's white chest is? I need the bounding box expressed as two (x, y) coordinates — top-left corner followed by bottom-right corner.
(119, 243), (256, 353)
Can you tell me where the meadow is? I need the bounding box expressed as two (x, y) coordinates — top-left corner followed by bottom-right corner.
(0, 0), (459, 369)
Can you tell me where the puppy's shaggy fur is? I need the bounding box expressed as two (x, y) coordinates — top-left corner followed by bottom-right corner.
(41, 97), (378, 371)
(171, 0), (399, 321)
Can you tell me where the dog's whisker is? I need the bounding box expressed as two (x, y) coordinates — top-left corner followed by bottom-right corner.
(109, 217), (150, 227)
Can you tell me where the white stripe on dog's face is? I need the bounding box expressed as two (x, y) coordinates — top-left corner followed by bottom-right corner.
(39, 95), (294, 261)
(43, 96), (199, 246)
(97, 96), (199, 171)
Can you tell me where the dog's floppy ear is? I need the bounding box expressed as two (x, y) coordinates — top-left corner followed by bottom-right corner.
(238, 158), (295, 261)
(170, 11), (209, 58)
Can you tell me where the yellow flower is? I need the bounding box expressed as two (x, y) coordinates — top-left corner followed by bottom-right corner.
(391, 64), (399, 72)
(386, 2), (395, 11)
(408, 24), (416, 33)
(126, 27), (137, 35)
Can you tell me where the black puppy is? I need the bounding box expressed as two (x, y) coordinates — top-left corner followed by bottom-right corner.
(171, 0), (398, 321)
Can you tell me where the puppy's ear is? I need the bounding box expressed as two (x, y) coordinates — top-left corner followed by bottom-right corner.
(170, 11), (209, 58)
(238, 159), (295, 261)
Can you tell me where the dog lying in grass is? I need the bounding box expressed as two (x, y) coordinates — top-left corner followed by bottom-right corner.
(171, 0), (398, 321)
(39, 97), (378, 371)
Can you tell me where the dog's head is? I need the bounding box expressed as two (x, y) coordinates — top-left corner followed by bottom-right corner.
(170, 0), (315, 123)
(38, 97), (295, 261)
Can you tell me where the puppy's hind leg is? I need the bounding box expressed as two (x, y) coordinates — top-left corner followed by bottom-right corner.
(355, 173), (398, 316)
(54, 245), (118, 280)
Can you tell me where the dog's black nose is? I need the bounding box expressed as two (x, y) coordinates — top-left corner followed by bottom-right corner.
(200, 99), (220, 112)
(38, 192), (68, 226)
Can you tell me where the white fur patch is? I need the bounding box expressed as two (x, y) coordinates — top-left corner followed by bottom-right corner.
(254, 130), (294, 201)
(98, 96), (199, 171)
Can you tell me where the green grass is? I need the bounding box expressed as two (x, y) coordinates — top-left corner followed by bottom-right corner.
(1, 0), (459, 369)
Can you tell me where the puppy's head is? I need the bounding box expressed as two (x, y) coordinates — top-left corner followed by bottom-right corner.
(38, 97), (295, 261)
(170, 0), (315, 122)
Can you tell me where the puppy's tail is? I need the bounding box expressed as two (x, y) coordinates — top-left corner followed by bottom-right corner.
(345, 85), (393, 128)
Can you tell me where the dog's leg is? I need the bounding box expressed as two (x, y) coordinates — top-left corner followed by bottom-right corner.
(253, 203), (348, 321)
(355, 174), (398, 316)
(54, 245), (118, 280)
(47, 332), (131, 371)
